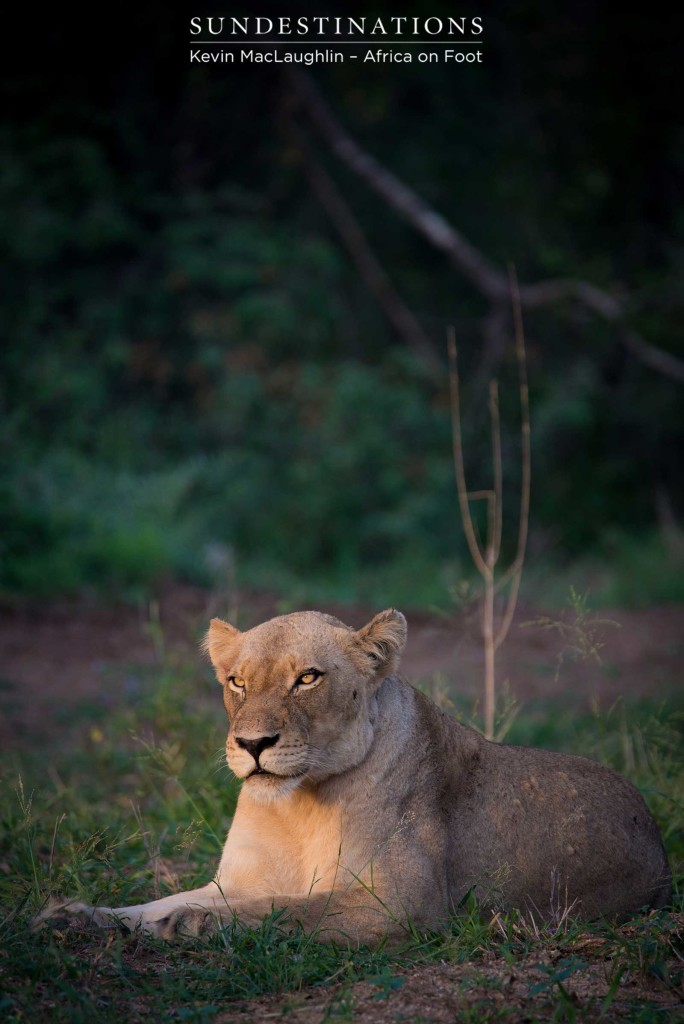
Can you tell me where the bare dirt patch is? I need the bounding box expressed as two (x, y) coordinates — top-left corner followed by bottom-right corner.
(215, 917), (684, 1023)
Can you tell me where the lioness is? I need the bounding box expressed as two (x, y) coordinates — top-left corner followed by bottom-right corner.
(45, 609), (671, 944)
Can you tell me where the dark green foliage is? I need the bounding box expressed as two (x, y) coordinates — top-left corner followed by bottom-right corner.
(1, 3), (683, 602)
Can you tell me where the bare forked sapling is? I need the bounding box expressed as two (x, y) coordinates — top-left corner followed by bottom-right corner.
(448, 269), (531, 740)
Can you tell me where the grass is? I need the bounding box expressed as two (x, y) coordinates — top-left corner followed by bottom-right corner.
(1, 642), (682, 1022)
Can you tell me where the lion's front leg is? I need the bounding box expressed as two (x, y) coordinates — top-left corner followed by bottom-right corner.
(38, 885), (415, 945)
(130, 887), (403, 945)
(35, 882), (233, 937)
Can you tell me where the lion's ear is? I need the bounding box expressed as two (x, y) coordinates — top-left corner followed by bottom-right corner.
(202, 618), (241, 677)
(355, 609), (407, 677)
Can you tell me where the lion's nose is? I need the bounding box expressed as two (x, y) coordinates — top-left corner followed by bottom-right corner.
(235, 733), (280, 764)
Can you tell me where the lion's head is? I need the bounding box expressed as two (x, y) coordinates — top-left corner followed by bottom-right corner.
(204, 609), (407, 802)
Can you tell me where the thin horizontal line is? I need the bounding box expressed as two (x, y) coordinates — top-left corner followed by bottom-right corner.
(189, 40), (483, 45)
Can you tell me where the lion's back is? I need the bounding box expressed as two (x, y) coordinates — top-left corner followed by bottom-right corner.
(439, 735), (671, 919)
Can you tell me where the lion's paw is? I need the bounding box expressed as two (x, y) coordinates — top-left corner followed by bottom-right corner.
(147, 906), (217, 940)
(32, 900), (126, 933)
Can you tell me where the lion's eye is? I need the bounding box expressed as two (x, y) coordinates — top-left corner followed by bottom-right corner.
(293, 669), (323, 691)
(227, 676), (246, 696)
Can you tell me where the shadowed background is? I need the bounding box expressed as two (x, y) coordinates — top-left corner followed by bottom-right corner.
(2, 1), (683, 609)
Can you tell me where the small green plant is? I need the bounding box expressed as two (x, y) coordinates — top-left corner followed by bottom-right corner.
(522, 586), (621, 682)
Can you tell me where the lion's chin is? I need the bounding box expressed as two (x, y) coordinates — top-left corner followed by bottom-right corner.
(243, 772), (304, 805)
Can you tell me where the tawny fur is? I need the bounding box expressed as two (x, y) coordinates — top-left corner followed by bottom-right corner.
(39, 609), (671, 945)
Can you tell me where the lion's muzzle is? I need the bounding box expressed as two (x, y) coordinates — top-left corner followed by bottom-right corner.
(234, 732), (280, 769)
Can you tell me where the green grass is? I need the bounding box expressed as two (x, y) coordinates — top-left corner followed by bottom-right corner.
(1, 651), (682, 1022)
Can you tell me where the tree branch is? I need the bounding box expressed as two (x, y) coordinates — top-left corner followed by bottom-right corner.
(448, 329), (488, 577)
(286, 119), (441, 372)
(288, 70), (505, 301)
(290, 71), (684, 385)
(489, 380), (503, 565)
(495, 268), (531, 651)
